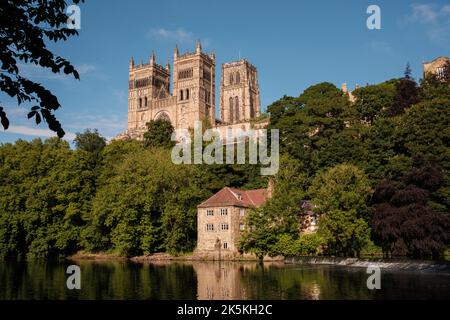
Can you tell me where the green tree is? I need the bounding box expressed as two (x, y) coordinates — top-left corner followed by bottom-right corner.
(309, 164), (372, 257)
(0, 0), (84, 137)
(143, 119), (175, 149)
(74, 129), (106, 153)
(388, 64), (420, 116)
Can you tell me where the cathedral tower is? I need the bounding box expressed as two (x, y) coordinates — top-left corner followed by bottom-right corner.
(173, 41), (216, 128)
(128, 52), (171, 132)
(219, 60), (260, 124)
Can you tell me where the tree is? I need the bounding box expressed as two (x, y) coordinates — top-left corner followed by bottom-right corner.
(388, 64), (420, 116)
(74, 129), (106, 153)
(0, 0), (84, 137)
(352, 80), (396, 125)
(308, 164), (372, 257)
(239, 154), (307, 259)
(143, 119), (175, 149)
(371, 160), (450, 259)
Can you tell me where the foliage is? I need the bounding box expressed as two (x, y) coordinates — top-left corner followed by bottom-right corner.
(143, 119), (175, 149)
(371, 160), (450, 259)
(309, 164), (372, 257)
(74, 129), (106, 153)
(388, 64), (419, 116)
(0, 0), (84, 137)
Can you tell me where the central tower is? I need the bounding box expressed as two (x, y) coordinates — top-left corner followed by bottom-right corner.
(220, 60), (260, 124)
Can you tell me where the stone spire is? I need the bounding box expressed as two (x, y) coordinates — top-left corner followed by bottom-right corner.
(174, 45), (179, 60)
(129, 56), (134, 70)
(210, 49), (215, 60)
(196, 40), (202, 54)
(150, 50), (155, 65)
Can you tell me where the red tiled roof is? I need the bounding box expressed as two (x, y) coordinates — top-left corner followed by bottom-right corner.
(197, 187), (268, 208)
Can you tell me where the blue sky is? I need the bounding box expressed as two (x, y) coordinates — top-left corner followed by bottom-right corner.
(1, 0), (449, 143)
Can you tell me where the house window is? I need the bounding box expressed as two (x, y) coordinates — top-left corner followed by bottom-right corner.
(223, 242), (228, 249)
(206, 209), (214, 216)
(206, 224), (214, 231)
(221, 223), (229, 231)
(220, 208), (228, 216)
(240, 223), (245, 231)
(239, 208), (245, 217)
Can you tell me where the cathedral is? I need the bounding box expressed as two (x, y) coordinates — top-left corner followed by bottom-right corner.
(118, 41), (264, 140)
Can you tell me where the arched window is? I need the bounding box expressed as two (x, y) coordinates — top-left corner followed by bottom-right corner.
(186, 89), (190, 100)
(139, 98), (142, 108)
(229, 73), (234, 85)
(235, 96), (239, 121)
(180, 90), (184, 101)
(229, 97), (234, 123)
(235, 72), (240, 84)
(144, 97), (147, 107)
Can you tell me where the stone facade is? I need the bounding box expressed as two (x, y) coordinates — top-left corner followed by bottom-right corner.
(119, 42), (262, 140)
(196, 187), (268, 255)
(423, 56), (450, 79)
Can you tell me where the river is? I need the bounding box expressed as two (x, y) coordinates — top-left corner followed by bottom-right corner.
(0, 260), (449, 299)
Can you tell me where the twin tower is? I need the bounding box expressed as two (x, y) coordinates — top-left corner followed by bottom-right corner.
(125, 41), (261, 139)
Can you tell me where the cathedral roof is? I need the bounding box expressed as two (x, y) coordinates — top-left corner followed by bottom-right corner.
(197, 187), (268, 208)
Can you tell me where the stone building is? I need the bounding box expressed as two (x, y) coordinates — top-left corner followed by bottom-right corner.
(423, 56), (450, 80)
(196, 187), (268, 255)
(118, 42), (262, 140)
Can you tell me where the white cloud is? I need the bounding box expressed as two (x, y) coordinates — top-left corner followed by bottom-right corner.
(148, 27), (195, 44)
(401, 3), (450, 46)
(6, 125), (76, 141)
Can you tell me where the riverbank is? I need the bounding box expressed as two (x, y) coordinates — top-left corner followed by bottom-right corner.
(285, 256), (450, 273)
(67, 252), (450, 273)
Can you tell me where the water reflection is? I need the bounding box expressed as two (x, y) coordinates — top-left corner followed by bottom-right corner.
(0, 260), (449, 300)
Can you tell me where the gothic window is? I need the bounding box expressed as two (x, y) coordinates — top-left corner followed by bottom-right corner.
(139, 98), (142, 108)
(180, 90), (184, 101)
(186, 89), (190, 100)
(229, 73), (234, 85)
(144, 97), (147, 107)
(250, 96), (255, 118)
(235, 72), (240, 84)
(229, 97), (234, 123)
(235, 96), (239, 121)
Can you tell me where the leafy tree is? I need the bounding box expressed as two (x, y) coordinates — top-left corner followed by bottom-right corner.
(371, 160), (450, 258)
(388, 64), (420, 116)
(74, 129), (106, 153)
(239, 154), (307, 259)
(0, 0), (84, 137)
(143, 119), (175, 149)
(309, 164), (372, 257)
(352, 80), (396, 125)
